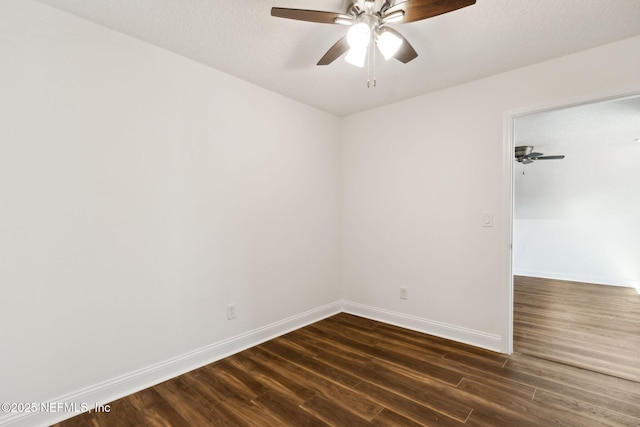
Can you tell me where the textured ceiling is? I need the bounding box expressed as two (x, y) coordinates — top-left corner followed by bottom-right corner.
(515, 96), (640, 151)
(35, 0), (640, 116)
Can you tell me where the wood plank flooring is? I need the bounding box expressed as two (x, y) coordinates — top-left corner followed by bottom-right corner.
(514, 275), (640, 382)
(53, 312), (640, 426)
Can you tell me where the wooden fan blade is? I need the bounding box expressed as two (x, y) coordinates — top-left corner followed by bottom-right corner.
(317, 36), (350, 65)
(382, 27), (418, 63)
(271, 7), (345, 24)
(386, 0), (476, 23)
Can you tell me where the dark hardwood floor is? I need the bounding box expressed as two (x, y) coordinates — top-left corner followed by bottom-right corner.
(53, 312), (640, 426)
(514, 275), (640, 382)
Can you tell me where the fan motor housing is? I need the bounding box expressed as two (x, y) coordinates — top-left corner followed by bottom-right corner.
(515, 146), (533, 158)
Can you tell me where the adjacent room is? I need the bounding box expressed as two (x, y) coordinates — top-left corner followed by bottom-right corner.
(1, 0), (639, 426)
(512, 96), (640, 381)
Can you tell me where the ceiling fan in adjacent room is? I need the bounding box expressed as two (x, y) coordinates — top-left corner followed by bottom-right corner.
(515, 146), (565, 164)
(271, 0), (476, 68)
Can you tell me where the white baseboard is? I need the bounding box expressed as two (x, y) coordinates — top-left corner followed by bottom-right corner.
(513, 269), (638, 288)
(0, 302), (342, 427)
(342, 301), (503, 353)
(1, 300), (505, 426)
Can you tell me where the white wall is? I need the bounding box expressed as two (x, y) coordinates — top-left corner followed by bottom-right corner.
(513, 99), (640, 287)
(0, 0), (340, 419)
(340, 35), (640, 352)
(3, 0), (640, 424)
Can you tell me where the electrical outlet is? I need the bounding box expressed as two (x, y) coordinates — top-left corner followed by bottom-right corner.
(400, 287), (408, 300)
(227, 304), (236, 320)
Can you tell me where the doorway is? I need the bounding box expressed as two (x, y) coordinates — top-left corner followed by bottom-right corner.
(508, 94), (640, 380)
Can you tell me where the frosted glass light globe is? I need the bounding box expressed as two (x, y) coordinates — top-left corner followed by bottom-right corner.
(377, 30), (403, 60)
(345, 46), (368, 67)
(347, 23), (371, 48)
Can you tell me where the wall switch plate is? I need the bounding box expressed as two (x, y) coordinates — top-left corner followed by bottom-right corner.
(400, 287), (408, 300)
(482, 213), (493, 227)
(227, 304), (236, 320)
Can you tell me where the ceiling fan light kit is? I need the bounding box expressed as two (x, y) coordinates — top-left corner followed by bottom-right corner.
(377, 29), (404, 60)
(345, 43), (368, 67)
(347, 22), (372, 49)
(271, 0), (476, 83)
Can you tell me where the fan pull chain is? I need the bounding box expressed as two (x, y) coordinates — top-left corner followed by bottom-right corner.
(366, 33), (376, 88)
(372, 40), (377, 88)
(367, 37), (372, 88)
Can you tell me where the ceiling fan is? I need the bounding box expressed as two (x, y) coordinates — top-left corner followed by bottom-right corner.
(515, 146), (565, 164)
(271, 0), (476, 67)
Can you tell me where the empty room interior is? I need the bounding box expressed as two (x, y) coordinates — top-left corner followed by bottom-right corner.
(1, 1), (639, 426)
